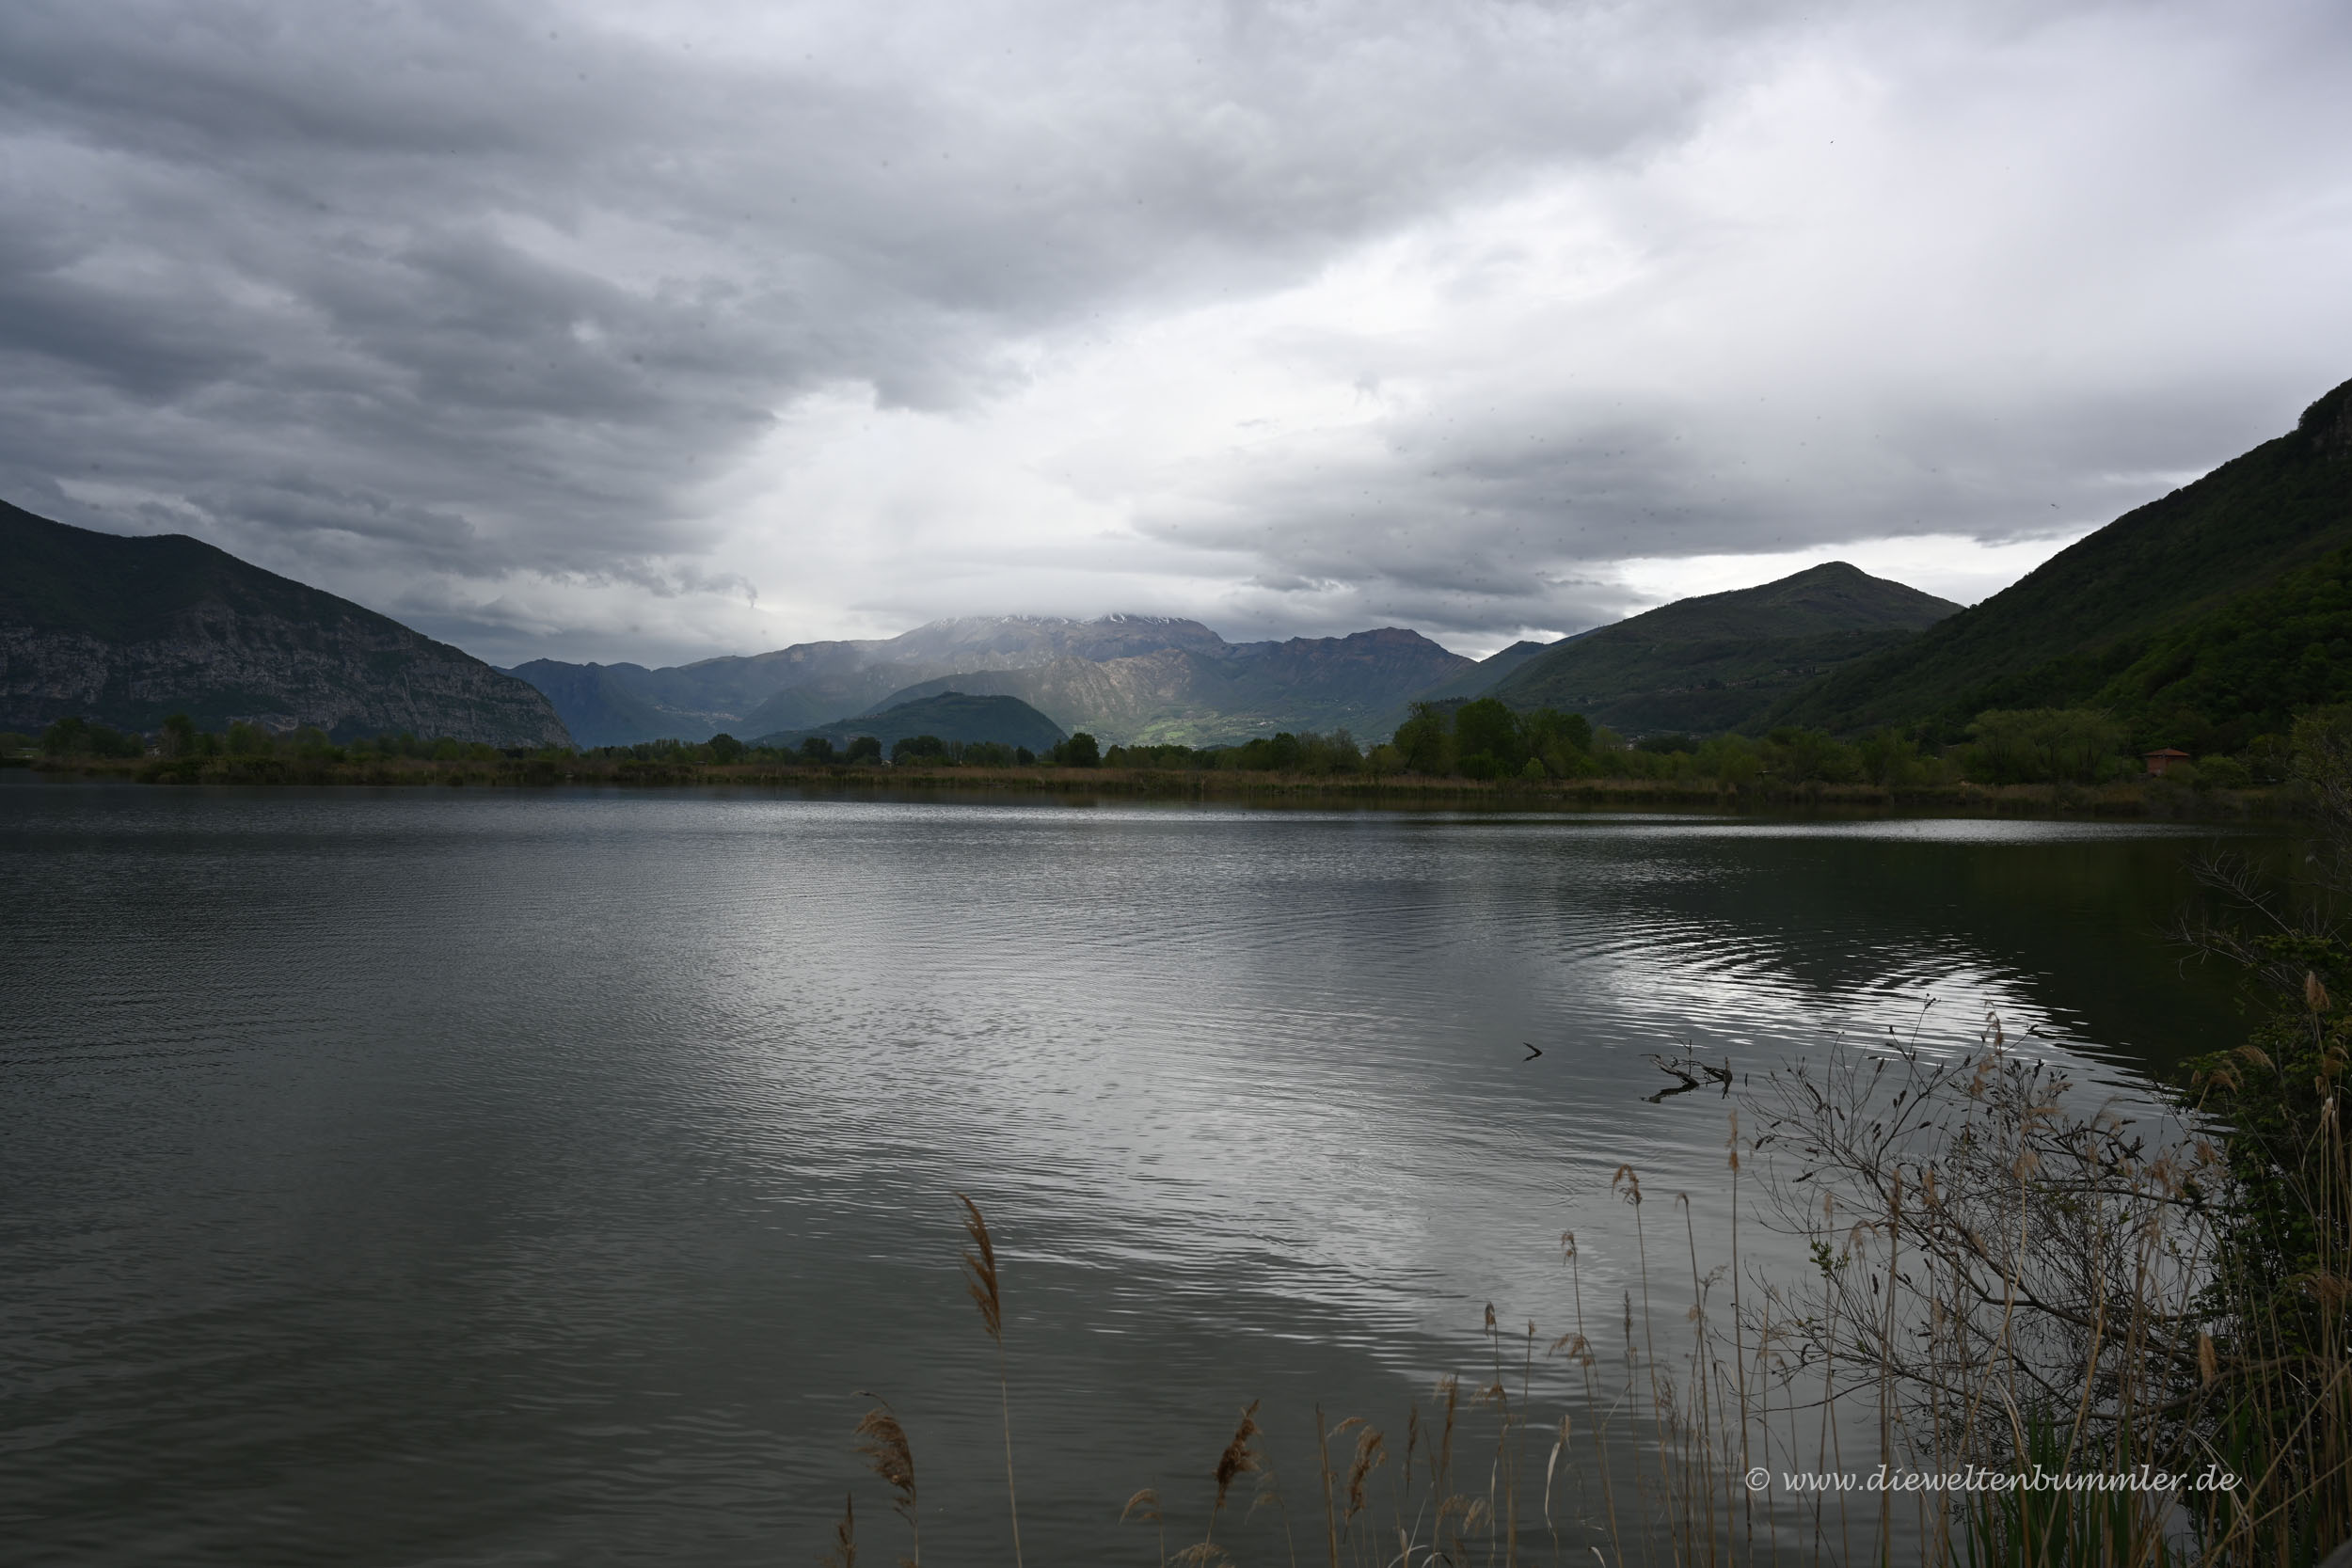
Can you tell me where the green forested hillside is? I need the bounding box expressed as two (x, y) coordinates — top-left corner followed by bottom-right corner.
(1487, 561), (1959, 733)
(1770, 376), (2352, 737)
(2090, 543), (2352, 752)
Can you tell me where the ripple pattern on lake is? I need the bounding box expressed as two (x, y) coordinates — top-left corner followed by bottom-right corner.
(0, 783), (2250, 1564)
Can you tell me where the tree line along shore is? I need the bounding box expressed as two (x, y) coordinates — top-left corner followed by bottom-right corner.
(6, 698), (2323, 819)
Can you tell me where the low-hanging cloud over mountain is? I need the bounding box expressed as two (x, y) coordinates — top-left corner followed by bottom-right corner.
(5, 0), (2349, 664)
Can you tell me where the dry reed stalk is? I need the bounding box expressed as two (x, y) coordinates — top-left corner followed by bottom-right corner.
(1554, 1233), (1626, 1564)
(1515, 1319), (1536, 1568)
(1121, 1487), (1168, 1568)
(1342, 1423), (1385, 1548)
(953, 1192), (1022, 1568)
(1316, 1403), (1340, 1568)
(824, 1492), (857, 1568)
(1727, 1112), (1755, 1567)
(1613, 1166), (1677, 1536)
(1397, 1403), (1422, 1566)
(1878, 1166), (1899, 1562)
(851, 1396), (920, 1567)
(1481, 1303), (1510, 1568)
(1675, 1194), (1722, 1567)
(1205, 1401), (1263, 1546)
(1433, 1376), (1461, 1567)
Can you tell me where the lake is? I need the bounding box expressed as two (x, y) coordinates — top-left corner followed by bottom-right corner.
(0, 779), (2258, 1564)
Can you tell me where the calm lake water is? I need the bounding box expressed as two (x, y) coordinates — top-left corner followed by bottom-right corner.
(0, 779), (2259, 1565)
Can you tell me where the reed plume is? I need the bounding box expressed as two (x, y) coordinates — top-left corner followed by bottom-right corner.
(954, 1192), (1022, 1568)
(1120, 1485), (1168, 1568)
(851, 1396), (918, 1567)
(1207, 1400), (1263, 1544)
(1342, 1423), (1385, 1527)
(823, 1492), (856, 1568)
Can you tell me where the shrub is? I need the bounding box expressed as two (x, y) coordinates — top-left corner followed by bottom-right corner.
(2199, 753), (2252, 789)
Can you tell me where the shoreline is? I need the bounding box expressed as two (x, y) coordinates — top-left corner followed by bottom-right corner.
(8, 752), (2285, 819)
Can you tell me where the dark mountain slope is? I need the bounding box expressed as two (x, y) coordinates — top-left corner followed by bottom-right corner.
(756, 692), (1067, 752)
(1770, 376), (2352, 736)
(1487, 562), (1961, 734)
(1, 501), (570, 745)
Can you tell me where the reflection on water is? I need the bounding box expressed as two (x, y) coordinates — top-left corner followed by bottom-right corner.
(0, 781), (2254, 1564)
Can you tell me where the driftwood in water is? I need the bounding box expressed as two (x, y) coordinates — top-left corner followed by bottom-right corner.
(1644, 1049), (1732, 1102)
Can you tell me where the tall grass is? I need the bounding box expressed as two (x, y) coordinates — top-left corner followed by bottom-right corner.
(841, 806), (2352, 1568)
(824, 1029), (2350, 1568)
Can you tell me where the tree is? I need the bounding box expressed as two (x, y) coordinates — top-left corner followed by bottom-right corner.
(1762, 726), (1860, 783)
(1855, 726), (1924, 786)
(1522, 706), (1592, 756)
(801, 736), (838, 764)
(892, 735), (947, 764)
(1054, 733), (1101, 768)
(40, 716), (87, 755)
(1391, 702), (1452, 775)
(845, 735), (882, 765)
(709, 733), (745, 764)
(1453, 699), (1522, 776)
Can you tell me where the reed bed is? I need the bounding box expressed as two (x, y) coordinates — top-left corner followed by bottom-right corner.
(819, 1008), (2349, 1568)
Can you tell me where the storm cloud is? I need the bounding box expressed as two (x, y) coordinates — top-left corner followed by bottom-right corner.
(5, 0), (2349, 662)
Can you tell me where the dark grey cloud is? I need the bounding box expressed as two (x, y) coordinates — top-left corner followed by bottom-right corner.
(1, 0), (2347, 662)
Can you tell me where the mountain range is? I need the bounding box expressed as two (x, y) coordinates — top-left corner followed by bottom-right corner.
(0, 500), (569, 746)
(12, 372), (2346, 758)
(511, 619), (1474, 748)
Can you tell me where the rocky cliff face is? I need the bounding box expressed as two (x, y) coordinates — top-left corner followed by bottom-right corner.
(1, 501), (571, 746)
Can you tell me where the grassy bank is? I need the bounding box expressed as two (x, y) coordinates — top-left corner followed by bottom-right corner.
(13, 752), (2285, 818)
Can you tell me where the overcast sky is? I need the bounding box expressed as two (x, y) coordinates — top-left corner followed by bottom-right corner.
(5, 0), (2349, 665)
